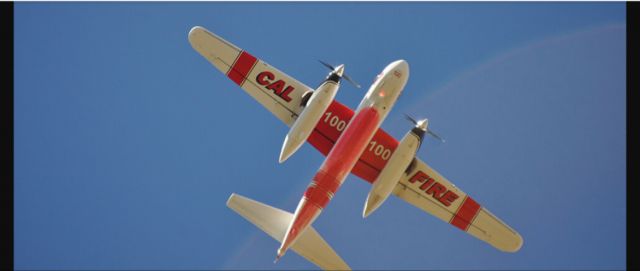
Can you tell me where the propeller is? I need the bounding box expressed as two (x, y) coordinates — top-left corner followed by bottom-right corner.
(428, 130), (445, 143)
(318, 60), (361, 88)
(403, 113), (419, 126)
(403, 113), (446, 143)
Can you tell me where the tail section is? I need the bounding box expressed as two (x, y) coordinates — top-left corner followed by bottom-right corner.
(226, 193), (351, 270)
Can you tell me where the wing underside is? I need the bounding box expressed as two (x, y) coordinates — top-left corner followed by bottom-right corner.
(189, 26), (311, 126)
(392, 160), (523, 252)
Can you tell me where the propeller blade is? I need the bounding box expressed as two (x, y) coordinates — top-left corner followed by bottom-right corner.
(318, 60), (335, 71)
(403, 113), (419, 125)
(427, 130), (446, 143)
(343, 74), (361, 89)
(404, 112), (445, 143)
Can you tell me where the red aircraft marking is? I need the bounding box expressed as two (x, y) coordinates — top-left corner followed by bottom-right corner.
(450, 196), (481, 231)
(227, 51), (257, 86)
(282, 106), (381, 254)
(224, 50), (478, 232)
(307, 100), (477, 231)
(307, 101), (398, 183)
(255, 71), (295, 102)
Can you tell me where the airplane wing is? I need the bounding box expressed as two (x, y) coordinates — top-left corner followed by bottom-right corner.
(392, 159), (523, 252)
(310, 103), (523, 252)
(189, 26), (521, 253)
(188, 25), (392, 183)
(189, 26), (309, 125)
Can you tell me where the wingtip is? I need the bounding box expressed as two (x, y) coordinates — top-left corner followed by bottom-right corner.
(188, 26), (208, 48)
(225, 193), (238, 207)
(188, 26), (204, 38)
(510, 232), (524, 252)
(495, 230), (524, 253)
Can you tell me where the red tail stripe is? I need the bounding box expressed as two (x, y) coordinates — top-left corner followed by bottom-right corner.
(227, 51), (257, 86)
(450, 196), (481, 231)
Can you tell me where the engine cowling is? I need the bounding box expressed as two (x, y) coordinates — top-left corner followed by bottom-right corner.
(279, 80), (339, 163)
(363, 123), (426, 217)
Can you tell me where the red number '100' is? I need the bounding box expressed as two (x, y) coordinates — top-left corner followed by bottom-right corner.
(323, 111), (391, 160)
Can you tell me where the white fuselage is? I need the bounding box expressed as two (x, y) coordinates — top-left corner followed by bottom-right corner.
(356, 60), (409, 117)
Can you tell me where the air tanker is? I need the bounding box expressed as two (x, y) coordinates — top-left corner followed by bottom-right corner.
(189, 26), (523, 270)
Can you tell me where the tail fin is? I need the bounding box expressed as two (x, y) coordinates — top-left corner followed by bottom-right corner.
(226, 193), (351, 270)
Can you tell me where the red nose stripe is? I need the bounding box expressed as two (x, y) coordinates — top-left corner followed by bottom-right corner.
(227, 51), (257, 86)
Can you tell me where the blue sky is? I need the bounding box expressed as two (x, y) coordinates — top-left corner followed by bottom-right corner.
(15, 2), (625, 270)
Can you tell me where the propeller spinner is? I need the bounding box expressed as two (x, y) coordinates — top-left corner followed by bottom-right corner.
(404, 113), (445, 143)
(319, 60), (361, 88)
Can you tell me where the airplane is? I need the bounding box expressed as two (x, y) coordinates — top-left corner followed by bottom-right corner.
(188, 26), (523, 270)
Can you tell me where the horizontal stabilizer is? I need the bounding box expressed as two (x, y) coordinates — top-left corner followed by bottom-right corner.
(226, 193), (350, 270)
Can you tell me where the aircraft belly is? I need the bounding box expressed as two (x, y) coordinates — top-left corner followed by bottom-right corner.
(280, 106), (381, 254)
(317, 106), (381, 191)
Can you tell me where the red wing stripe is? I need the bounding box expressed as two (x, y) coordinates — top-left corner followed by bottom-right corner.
(227, 51), (257, 86)
(450, 196), (481, 231)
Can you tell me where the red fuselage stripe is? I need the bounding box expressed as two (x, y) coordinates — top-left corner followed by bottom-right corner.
(306, 106), (381, 208)
(306, 101), (399, 183)
(450, 196), (481, 231)
(227, 51), (257, 86)
(282, 107), (381, 250)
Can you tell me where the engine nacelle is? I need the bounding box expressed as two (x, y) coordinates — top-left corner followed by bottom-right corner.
(279, 80), (339, 163)
(363, 127), (424, 217)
